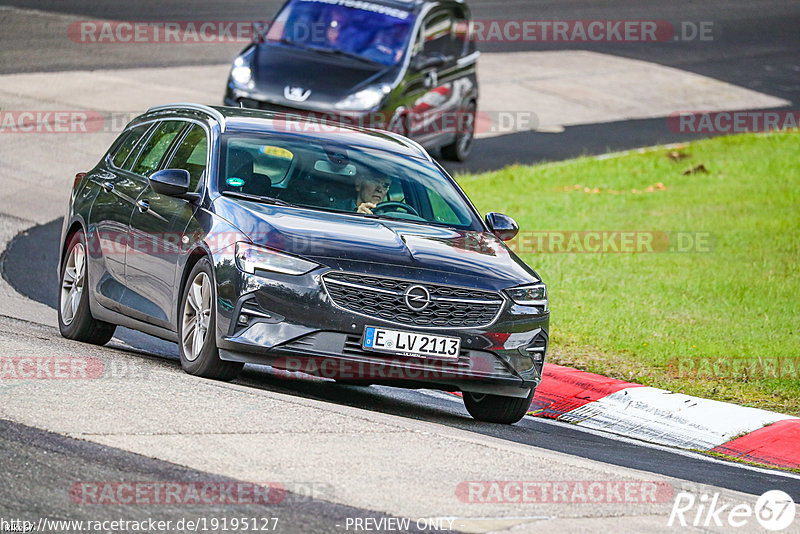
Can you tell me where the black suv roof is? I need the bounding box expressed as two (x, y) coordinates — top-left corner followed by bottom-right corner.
(143, 103), (433, 162)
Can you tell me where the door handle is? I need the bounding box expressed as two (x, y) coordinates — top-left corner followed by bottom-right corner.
(101, 181), (114, 192)
(136, 200), (150, 213)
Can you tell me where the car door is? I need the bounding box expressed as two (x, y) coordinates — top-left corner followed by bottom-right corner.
(125, 121), (208, 328)
(87, 122), (154, 312)
(403, 6), (468, 148)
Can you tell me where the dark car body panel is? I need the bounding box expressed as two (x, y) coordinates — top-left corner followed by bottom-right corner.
(59, 104), (548, 399)
(251, 45), (391, 105)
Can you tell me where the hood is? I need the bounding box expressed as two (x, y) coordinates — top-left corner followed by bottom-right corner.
(252, 43), (391, 108)
(215, 198), (540, 291)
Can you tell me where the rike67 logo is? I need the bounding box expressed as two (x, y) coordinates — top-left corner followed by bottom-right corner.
(669, 490), (796, 531)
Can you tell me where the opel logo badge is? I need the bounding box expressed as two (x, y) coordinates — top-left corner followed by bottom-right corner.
(404, 285), (430, 312)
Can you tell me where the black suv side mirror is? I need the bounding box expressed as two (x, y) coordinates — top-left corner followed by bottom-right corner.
(412, 53), (448, 71)
(485, 212), (519, 241)
(149, 169), (197, 200)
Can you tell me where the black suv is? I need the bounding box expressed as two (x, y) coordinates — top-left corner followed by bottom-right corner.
(224, 0), (479, 161)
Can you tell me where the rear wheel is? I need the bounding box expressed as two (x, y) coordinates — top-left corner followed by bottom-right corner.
(178, 258), (243, 381)
(463, 388), (535, 424)
(58, 231), (116, 345)
(441, 102), (476, 162)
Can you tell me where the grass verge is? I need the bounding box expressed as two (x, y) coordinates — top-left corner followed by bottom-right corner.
(457, 131), (800, 415)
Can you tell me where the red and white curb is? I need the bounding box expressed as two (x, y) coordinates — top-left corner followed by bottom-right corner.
(528, 364), (800, 470)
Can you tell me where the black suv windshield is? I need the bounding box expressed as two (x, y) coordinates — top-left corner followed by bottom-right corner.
(218, 132), (482, 230)
(266, 0), (416, 66)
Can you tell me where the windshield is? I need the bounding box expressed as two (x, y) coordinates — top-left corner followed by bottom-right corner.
(218, 133), (482, 230)
(266, 0), (416, 66)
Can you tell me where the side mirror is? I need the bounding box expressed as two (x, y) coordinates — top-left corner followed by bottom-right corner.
(485, 212), (519, 241)
(412, 53), (447, 71)
(149, 169), (194, 199)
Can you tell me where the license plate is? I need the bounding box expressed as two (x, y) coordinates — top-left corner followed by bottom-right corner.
(362, 326), (461, 360)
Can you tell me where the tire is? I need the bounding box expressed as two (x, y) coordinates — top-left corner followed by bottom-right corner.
(441, 101), (476, 162)
(178, 257), (243, 381)
(463, 387), (535, 425)
(58, 231), (116, 345)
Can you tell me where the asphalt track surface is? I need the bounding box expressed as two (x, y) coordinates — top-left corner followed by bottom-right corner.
(2, 0), (800, 529)
(1, 0), (799, 173)
(0, 419), (416, 533)
(3, 219), (800, 507)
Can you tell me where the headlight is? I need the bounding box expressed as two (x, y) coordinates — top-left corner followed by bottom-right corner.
(505, 283), (548, 310)
(334, 84), (391, 111)
(235, 242), (318, 276)
(230, 54), (253, 87)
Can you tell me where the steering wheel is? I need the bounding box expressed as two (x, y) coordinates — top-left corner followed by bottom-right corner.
(372, 201), (420, 217)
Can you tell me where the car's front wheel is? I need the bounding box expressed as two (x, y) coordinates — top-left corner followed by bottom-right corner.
(58, 231), (116, 345)
(463, 388), (535, 424)
(178, 257), (243, 381)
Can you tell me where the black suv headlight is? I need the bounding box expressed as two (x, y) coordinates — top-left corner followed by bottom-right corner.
(235, 242), (318, 276)
(505, 283), (548, 312)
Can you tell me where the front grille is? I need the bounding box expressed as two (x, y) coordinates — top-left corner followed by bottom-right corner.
(322, 272), (504, 329)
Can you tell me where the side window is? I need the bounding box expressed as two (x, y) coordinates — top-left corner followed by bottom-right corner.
(111, 124), (150, 169)
(452, 8), (469, 57)
(427, 187), (464, 225)
(164, 124), (208, 191)
(130, 121), (186, 177)
(421, 9), (457, 58)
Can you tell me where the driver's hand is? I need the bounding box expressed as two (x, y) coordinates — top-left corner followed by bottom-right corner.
(357, 202), (377, 214)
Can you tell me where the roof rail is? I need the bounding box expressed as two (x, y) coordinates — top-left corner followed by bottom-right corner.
(146, 103), (227, 132)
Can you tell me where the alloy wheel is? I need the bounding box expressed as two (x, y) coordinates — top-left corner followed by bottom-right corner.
(182, 272), (212, 362)
(60, 242), (86, 326)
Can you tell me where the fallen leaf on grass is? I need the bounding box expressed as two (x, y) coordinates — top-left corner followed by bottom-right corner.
(683, 164), (709, 175)
(667, 150), (691, 161)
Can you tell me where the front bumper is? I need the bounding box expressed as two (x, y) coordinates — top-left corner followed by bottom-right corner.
(224, 89), (394, 131)
(213, 262), (549, 398)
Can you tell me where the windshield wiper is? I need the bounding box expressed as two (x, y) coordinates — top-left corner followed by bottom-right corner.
(306, 46), (381, 66)
(221, 191), (293, 206)
(277, 37), (314, 51)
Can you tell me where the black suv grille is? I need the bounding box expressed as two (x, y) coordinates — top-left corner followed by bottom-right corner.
(322, 272), (504, 329)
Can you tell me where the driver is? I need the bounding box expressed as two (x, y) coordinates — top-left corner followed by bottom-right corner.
(353, 176), (390, 214)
